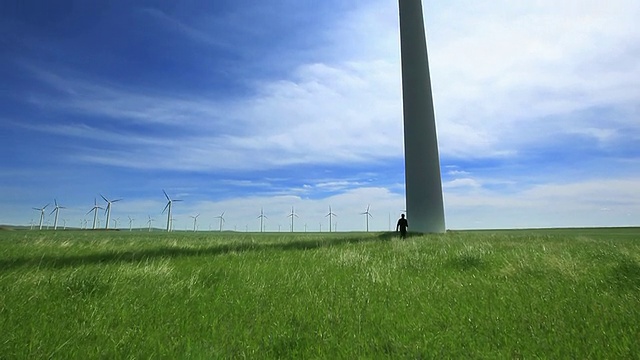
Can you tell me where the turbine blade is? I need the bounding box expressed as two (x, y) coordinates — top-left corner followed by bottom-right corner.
(162, 201), (170, 214)
(100, 194), (108, 202)
(163, 189), (170, 201)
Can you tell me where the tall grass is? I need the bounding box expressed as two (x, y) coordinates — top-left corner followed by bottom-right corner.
(1, 228), (639, 358)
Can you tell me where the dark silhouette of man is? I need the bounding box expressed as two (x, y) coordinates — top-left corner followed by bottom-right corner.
(396, 214), (408, 239)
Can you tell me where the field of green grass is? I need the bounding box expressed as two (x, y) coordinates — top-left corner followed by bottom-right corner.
(1, 228), (639, 358)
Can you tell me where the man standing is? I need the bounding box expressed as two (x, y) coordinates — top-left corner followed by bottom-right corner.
(396, 214), (408, 239)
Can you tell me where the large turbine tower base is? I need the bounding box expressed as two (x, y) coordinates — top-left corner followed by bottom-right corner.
(398, 0), (446, 233)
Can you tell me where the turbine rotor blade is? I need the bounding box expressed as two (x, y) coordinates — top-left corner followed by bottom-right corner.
(162, 189), (170, 201)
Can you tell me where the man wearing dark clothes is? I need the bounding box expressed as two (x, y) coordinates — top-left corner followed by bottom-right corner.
(396, 214), (408, 239)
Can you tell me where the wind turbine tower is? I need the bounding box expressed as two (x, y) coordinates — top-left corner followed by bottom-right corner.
(87, 198), (103, 230)
(190, 214), (200, 232)
(215, 212), (225, 232)
(288, 207), (298, 232)
(361, 205), (372, 232)
(325, 206), (336, 233)
(258, 208), (267, 232)
(101, 194), (121, 230)
(128, 216), (134, 231)
(147, 216), (155, 232)
(32, 204), (49, 230)
(162, 190), (182, 232)
(50, 199), (65, 230)
(398, 0), (446, 233)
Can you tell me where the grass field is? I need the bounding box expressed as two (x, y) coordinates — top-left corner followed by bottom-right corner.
(1, 228), (639, 358)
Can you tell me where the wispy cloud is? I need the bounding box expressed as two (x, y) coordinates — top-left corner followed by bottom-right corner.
(139, 7), (229, 48)
(23, 57), (404, 171)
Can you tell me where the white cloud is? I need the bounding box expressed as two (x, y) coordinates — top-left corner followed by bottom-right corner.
(444, 178), (640, 229)
(424, 0), (640, 158)
(444, 178), (481, 189)
(24, 0), (640, 170)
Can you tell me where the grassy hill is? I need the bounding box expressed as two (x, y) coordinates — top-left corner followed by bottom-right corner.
(1, 229), (639, 358)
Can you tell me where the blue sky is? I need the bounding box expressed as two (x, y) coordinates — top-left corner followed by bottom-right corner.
(1, 0), (639, 231)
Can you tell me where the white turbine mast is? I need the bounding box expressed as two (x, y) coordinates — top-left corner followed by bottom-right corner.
(162, 190), (182, 232)
(361, 204), (373, 232)
(398, 0), (446, 233)
(87, 198), (104, 230)
(190, 214), (200, 232)
(128, 216), (134, 231)
(287, 207), (298, 232)
(325, 206), (337, 233)
(215, 212), (225, 232)
(100, 194), (122, 230)
(257, 208), (268, 232)
(32, 203), (49, 230)
(147, 215), (155, 232)
(50, 199), (66, 231)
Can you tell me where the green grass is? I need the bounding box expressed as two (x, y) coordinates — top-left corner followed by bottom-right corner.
(1, 228), (639, 358)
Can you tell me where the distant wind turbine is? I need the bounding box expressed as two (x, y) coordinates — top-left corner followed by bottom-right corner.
(50, 199), (66, 230)
(215, 212), (225, 232)
(32, 203), (49, 230)
(361, 205), (373, 232)
(128, 216), (134, 231)
(101, 194), (122, 230)
(112, 217), (120, 229)
(87, 198), (103, 230)
(287, 207), (298, 232)
(147, 215), (155, 232)
(257, 208), (268, 232)
(162, 190), (182, 232)
(325, 206), (337, 233)
(190, 214), (200, 232)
